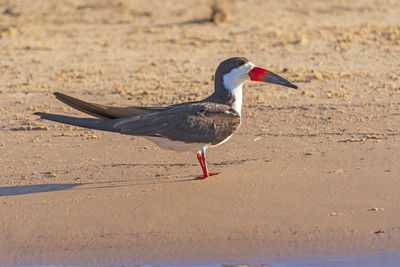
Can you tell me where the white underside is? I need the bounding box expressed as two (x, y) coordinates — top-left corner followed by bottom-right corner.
(145, 134), (234, 153)
(145, 136), (208, 153)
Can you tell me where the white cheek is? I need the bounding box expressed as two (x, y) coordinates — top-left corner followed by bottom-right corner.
(222, 62), (254, 115)
(223, 62), (254, 91)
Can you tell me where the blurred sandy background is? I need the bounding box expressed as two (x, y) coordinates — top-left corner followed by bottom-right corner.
(1, 0), (400, 265)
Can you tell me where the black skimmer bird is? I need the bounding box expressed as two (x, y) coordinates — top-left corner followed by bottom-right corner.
(35, 57), (297, 179)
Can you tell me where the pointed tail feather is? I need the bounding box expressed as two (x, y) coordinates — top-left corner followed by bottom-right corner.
(34, 112), (119, 133)
(54, 92), (168, 119)
(54, 92), (119, 119)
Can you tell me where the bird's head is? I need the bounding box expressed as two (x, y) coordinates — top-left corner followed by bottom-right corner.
(216, 57), (298, 92)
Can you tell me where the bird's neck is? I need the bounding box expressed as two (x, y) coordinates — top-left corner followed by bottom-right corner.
(205, 85), (243, 115)
(225, 84), (243, 114)
(205, 74), (244, 115)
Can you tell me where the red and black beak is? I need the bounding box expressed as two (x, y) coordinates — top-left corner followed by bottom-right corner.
(248, 67), (298, 89)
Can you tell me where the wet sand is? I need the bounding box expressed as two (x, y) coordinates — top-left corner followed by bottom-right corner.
(1, 0), (400, 265)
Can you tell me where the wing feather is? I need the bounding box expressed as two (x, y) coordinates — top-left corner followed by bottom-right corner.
(114, 102), (241, 144)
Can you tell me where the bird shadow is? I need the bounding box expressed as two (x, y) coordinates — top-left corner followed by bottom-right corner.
(0, 158), (260, 197)
(0, 176), (197, 197)
(0, 183), (84, 197)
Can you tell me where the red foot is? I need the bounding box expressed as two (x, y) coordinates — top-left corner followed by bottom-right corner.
(196, 152), (217, 179)
(197, 172), (218, 179)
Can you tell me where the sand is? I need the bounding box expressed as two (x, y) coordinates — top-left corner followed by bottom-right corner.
(1, 0), (400, 265)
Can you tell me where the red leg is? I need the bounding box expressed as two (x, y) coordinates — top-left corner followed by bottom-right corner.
(196, 151), (217, 179)
(197, 152), (208, 179)
(197, 153), (206, 171)
(201, 152), (217, 177)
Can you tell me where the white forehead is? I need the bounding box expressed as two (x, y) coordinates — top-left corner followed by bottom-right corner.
(223, 61), (255, 91)
(234, 61), (255, 75)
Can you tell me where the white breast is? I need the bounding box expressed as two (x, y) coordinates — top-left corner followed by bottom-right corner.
(229, 85), (242, 114)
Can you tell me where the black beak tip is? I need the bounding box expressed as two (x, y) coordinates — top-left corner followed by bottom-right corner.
(291, 84), (298, 89)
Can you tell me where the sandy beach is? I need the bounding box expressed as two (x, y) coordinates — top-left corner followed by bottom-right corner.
(1, 0), (400, 265)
